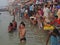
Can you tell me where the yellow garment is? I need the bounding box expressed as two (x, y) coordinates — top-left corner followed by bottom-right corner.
(44, 25), (54, 30)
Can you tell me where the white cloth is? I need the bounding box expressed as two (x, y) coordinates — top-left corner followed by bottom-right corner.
(25, 10), (28, 13)
(36, 1), (39, 4)
(43, 7), (50, 18)
(21, 8), (25, 13)
(30, 16), (36, 20)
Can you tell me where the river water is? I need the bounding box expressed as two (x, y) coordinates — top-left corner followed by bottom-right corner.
(0, 11), (50, 45)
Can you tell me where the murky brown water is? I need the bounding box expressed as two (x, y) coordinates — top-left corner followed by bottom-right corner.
(0, 11), (50, 45)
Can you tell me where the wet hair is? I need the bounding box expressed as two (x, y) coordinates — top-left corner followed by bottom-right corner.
(55, 16), (58, 19)
(20, 21), (25, 27)
(10, 23), (13, 26)
(52, 28), (60, 36)
(45, 5), (47, 7)
(31, 12), (35, 16)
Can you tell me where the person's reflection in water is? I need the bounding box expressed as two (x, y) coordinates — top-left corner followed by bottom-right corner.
(14, 30), (18, 37)
(19, 41), (26, 45)
(8, 32), (14, 40)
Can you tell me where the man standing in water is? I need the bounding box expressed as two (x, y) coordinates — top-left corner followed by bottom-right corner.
(19, 22), (26, 42)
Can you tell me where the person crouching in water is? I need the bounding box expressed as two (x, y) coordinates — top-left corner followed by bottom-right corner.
(19, 22), (26, 42)
(12, 20), (17, 30)
(8, 23), (13, 33)
(46, 28), (60, 45)
(30, 12), (37, 25)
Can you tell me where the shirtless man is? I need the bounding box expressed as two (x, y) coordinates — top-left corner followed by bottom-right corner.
(19, 22), (26, 42)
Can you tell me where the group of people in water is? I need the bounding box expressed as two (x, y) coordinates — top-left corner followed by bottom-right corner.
(8, 20), (17, 33)
(8, 1), (60, 45)
(8, 20), (26, 42)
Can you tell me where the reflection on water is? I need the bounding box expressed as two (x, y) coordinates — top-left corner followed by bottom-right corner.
(8, 30), (18, 39)
(20, 42), (26, 45)
(8, 33), (14, 40)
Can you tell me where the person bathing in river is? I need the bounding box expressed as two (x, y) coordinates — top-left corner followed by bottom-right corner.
(19, 22), (26, 42)
(30, 12), (37, 25)
(46, 28), (60, 45)
(8, 23), (13, 33)
(12, 20), (17, 30)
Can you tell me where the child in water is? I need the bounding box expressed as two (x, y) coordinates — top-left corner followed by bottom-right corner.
(46, 28), (60, 45)
(19, 22), (26, 42)
(8, 23), (13, 33)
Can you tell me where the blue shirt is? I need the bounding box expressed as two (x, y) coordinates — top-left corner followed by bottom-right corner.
(50, 35), (57, 45)
(29, 5), (34, 11)
(57, 36), (60, 45)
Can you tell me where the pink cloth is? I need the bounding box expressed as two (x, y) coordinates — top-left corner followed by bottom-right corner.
(38, 10), (44, 16)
